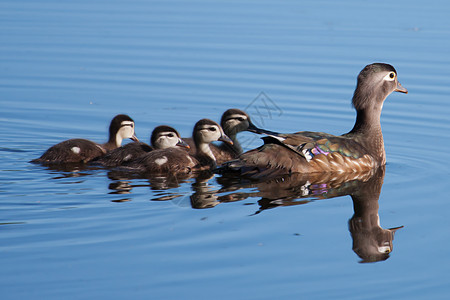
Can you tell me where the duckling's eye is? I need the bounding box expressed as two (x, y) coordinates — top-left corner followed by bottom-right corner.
(384, 72), (396, 81)
(237, 117), (245, 122)
(209, 127), (217, 131)
(167, 133), (174, 138)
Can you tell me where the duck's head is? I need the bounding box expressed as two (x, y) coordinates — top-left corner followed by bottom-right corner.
(221, 108), (277, 136)
(220, 109), (252, 136)
(193, 118), (233, 146)
(110, 114), (139, 146)
(151, 125), (189, 149)
(352, 63), (407, 111)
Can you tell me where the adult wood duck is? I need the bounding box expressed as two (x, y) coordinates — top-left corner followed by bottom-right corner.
(184, 108), (273, 164)
(125, 119), (232, 175)
(92, 125), (188, 167)
(31, 114), (139, 164)
(220, 63), (408, 178)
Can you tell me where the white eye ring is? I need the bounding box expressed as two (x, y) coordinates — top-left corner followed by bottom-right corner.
(383, 72), (396, 81)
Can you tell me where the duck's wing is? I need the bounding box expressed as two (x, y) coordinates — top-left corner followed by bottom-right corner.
(272, 131), (370, 162)
(220, 132), (376, 177)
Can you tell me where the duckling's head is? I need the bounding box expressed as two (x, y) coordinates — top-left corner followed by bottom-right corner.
(193, 119), (233, 146)
(110, 114), (139, 146)
(220, 109), (252, 136)
(151, 125), (189, 149)
(352, 63), (407, 111)
(221, 108), (273, 136)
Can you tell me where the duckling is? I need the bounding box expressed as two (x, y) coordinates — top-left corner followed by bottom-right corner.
(126, 119), (232, 175)
(184, 108), (273, 164)
(31, 114), (139, 164)
(221, 63), (408, 178)
(92, 125), (188, 167)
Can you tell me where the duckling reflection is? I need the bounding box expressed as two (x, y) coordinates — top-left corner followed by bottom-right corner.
(106, 169), (191, 201)
(38, 163), (101, 179)
(215, 166), (402, 262)
(108, 180), (133, 195)
(190, 172), (220, 209)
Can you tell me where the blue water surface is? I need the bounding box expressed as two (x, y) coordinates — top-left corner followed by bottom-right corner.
(1, 1), (450, 299)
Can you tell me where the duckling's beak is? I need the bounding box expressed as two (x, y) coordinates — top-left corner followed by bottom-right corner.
(130, 134), (140, 142)
(247, 121), (281, 136)
(176, 138), (190, 149)
(219, 134), (233, 145)
(395, 81), (408, 94)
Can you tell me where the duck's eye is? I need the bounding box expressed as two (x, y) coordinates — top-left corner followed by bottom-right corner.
(167, 133), (174, 138)
(384, 72), (396, 81)
(237, 117), (245, 122)
(209, 127), (217, 131)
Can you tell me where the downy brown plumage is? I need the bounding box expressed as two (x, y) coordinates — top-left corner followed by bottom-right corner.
(92, 125), (187, 167)
(31, 114), (139, 164)
(125, 119), (232, 175)
(184, 108), (275, 164)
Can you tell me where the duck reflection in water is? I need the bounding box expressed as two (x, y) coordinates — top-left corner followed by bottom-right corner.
(37, 163), (103, 180)
(190, 172), (221, 209)
(196, 166), (401, 263)
(106, 169), (196, 201)
(347, 167), (403, 263)
(106, 157), (401, 262)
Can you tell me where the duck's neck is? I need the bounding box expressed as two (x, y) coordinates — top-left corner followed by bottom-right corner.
(347, 106), (385, 165)
(103, 133), (122, 151)
(196, 142), (217, 167)
(349, 106), (382, 134)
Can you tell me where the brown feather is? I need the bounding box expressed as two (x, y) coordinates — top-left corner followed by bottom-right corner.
(31, 139), (105, 164)
(124, 147), (197, 175)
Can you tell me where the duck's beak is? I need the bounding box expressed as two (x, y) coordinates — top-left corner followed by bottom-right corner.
(130, 134), (140, 142)
(219, 134), (233, 145)
(395, 81), (408, 94)
(388, 225), (404, 235)
(176, 138), (190, 149)
(247, 121), (280, 136)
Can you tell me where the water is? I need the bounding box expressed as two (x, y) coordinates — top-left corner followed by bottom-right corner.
(1, 0), (450, 299)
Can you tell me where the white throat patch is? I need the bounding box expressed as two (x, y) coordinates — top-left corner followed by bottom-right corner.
(116, 121), (135, 146)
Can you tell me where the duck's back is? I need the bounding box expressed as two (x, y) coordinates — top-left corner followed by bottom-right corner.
(126, 147), (197, 175)
(31, 138), (105, 164)
(183, 138), (238, 165)
(92, 142), (152, 167)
